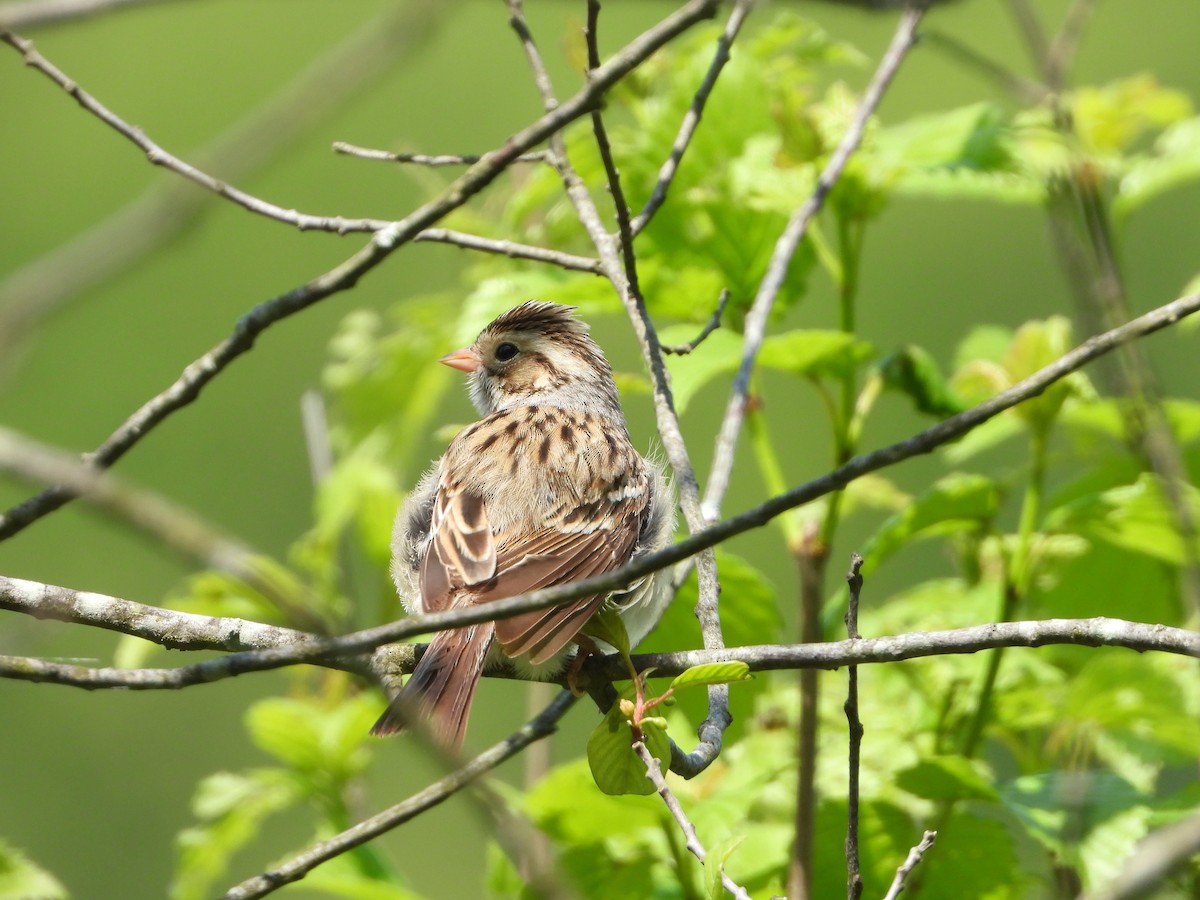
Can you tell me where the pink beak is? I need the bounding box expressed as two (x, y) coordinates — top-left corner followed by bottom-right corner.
(439, 347), (481, 373)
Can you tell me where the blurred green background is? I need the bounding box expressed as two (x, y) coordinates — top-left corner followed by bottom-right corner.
(1, 1), (1197, 897)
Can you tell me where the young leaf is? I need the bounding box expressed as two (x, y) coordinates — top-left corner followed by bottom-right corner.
(669, 661), (752, 692)
(859, 472), (1001, 573)
(0, 839), (67, 900)
(896, 756), (1001, 803)
(1044, 472), (1200, 565)
(758, 328), (874, 379)
(587, 695), (672, 796)
(173, 769), (300, 900)
(878, 344), (968, 417)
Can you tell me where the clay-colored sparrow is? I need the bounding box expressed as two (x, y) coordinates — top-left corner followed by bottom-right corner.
(370, 301), (675, 746)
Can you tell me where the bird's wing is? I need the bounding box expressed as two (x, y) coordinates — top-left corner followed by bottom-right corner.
(488, 481), (648, 664)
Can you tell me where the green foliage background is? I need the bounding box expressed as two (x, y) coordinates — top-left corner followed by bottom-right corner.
(0, 1), (1198, 898)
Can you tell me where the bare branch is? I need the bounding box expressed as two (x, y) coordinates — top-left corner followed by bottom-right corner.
(0, 28), (598, 272)
(633, 741), (752, 900)
(0, 0), (183, 29)
(0, 427), (326, 629)
(3, 288), (1191, 690)
(415, 228), (603, 274)
(333, 141), (552, 166)
(661, 289), (730, 355)
(0, 0), (722, 543)
(703, 3), (927, 520)
(0, 3), (448, 367)
(843, 554), (866, 900)
(220, 690), (578, 900)
(0, 575), (314, 653)
(629, 0), (754, 236)
(882, 831), (937, 900)
(1084, 815), (1200, 900)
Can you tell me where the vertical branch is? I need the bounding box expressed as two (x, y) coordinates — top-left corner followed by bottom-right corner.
(843, 553), (865, 900)
(787, 525), (827, 900)
(506, 0), (732, 775)
(1009, 0), (1200, 617)
(701, 3), (928, 521)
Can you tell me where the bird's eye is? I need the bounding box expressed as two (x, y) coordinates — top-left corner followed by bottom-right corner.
(495, 342), (519, 362)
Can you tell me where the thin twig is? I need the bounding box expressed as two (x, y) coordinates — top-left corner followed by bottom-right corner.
(1084, 815), (1200, 900)
(0, 427), (327, 631)
(3, 615), (1196, 691)
(0, 32), (416, 235)
(629, 0), (754, 236)
(0, 0), (721, 543)
(587, 0), (732, 780)
(702, 3), (927, 521)
(881, 831), (937, 900)
(1044, 0), (1096, 90)
(633, 741), (752, 900)
(333, 141), (552, 166)
(0, 4), (449, 367)
(924, 31), (1048, 104)
(843, 553), (865, 900)
(0, 28), (605, 275)
(661, 289), (730, 355)
(507, 0), (731, 777)
(415, 228), (603, 274)
(0, 0), (180, 28)
(220, 691), (578, 900)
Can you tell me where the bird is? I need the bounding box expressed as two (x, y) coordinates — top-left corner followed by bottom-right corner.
(370, 300), (675, 747)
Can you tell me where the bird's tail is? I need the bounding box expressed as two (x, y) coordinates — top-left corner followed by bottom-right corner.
(369, 622), (495, 748)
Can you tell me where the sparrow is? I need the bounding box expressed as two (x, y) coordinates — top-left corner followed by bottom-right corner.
(370, 300), (675, 747)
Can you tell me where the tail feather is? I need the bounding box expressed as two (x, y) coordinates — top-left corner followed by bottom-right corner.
(370, 622), (495, 748)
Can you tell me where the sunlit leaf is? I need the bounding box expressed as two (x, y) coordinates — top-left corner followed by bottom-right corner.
(758, 328), (874, 379)
(0, 839), (67, 900)
(172, 769), (299, 900)
(896, 756), (1001, 802)
(586, 695), (671, 796)
(879, 343), (968, 417)
(860, 472), (1001, 573)
(1073, 75), (1193, 156)
(1044, 472), (1200, 565)
(669, 662), (752, 692)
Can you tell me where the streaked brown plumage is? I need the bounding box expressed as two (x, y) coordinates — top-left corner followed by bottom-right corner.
(370, 301), (674, 746)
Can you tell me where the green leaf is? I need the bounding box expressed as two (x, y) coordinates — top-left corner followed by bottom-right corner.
(644, 551), (781, 743)
(669, 662), (752, 692)
(758, 329), (874, 379)
(1072, 75), (1193, 156)
(704, 835), (746, 900)
(1116, 117), (1200, 219)
(879, 344), (968, 417)
(1003, 316), (1090, 433)
(244, 694), (377, 785)
(859, 472), (1001, 573)
(1001, 770), (1148, 857)
(1044, 472), (1200, 565)
(0, 839), (67, 900)
(586, 693), (672, 796)
(172, 769), (299, 900)
(912, 808), (1025, 897)
(896, 756), (1000, 803)
(523, 758), (661, 844)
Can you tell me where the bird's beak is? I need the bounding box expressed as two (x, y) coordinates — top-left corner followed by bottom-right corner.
(439, 347), (481, 373)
